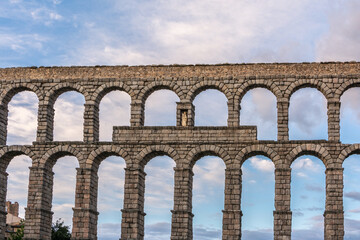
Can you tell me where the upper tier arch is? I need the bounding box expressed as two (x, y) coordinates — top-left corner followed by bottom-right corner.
(0, 83), (42, 105)
(235, 80), (282, 105)
(285, 79), (333, 101)
(286, 144), (332, 168)
(91, 82), (135, 105)
(334, 79), (360, 101)
(138, 82), (185, 105)
(44, 82), (91, 105)
(186, 80), (233, 103)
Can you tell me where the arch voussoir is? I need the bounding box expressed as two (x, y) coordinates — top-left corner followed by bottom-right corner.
(185, 145), (232, 168)
(40, 145), (84, 169)
(285, 79), (333, 101)
(186, 80), (233, 103)
(338, 144), (360, 164)
(0, 83), (42, 105)
(137, 145), (179, 168)
(0, 146), (36, 171)
(286, 144), (331, 168)
(86, 145), (129, 170)
(91, 81), (135, 105)
(235, 144), (281, 168)
(44, 82), (90, 105)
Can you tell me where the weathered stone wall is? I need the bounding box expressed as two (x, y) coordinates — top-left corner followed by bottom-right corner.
(0, 62), (359, 239)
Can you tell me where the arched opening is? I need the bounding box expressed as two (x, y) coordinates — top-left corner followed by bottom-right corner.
(291, 155), (325, 239)
(6, 155), (32, 230)
(343, 153), (360, 238)
(7, 91), (38, 145)
(240, 88), (277, 140)
(54, 91), (85, 141)
(289, 88), (328, 140)
(241, 155), (274, 238)
(193, 89), (228, 126)
(193, 156), (225, 238)
(144, 90), (179, 126)
(144, 156), (175, 239)
(99, 91), (131, 141)
(97, 156), (126, 239)
(52, 156), (79, 229)
(340, 87), (360, 143)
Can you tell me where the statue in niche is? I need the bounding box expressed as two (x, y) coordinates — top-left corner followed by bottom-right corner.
(181, 111), (187, 126)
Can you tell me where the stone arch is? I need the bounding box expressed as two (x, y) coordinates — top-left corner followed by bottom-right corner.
(0, 83), (42, 105)
(286, 144), (331, 168)
(186, 80), (233, 103)
(91, 82), (135, 105)
(186, 145), (231, 168)
(40, 145), (85, 170)
(285, 79), (333, 102)
(0, 146), (35, 172)
(335, 79), (360, 101)
(235, 80), (282, 107)
(44, 82), (90, 105)
(235, 144), (281, 168)
(87, 145), (130, 171)
(137, 145), (179, 169)
(338, 144), (360, 165)
(138, 82), (184, 105)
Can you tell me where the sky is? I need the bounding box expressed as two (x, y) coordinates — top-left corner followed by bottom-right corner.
(1, 0), (360, 239)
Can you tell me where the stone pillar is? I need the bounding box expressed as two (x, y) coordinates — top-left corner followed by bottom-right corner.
(130, 101), (144, 127)
(0, 171), (8, 239)
(72, 168), (99, 240)
(222, 168), (242, 239)
(0, 105), (8, 145)
(176, 102), (195, 127)
(274, 168), (291, 240)
(24, 167), (54, 239)
(121, 168), (146, 240)
(36, 102), (54, 142)
(83, 104), (99, 142)
(327, 101), (341, 142)
(227, 100), (239, 127)
(324, 168), (344, 239)
(277, 100), (289, 141)
(171, 167), (194, 240)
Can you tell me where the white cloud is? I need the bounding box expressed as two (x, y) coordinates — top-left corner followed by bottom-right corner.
(54, 92), (85, 141)
(99, 91), (131, 141)
(65, 0), (330, 65)
(289, 88), (327, 139)
(144, 90), (179, 126)
(194, 90), (228, 126)
(6, 156), (32, 218)
(0, 31), (47, 53)
(341, 88), (360, 124)
(316, 0), (360, 61)
(193, 157), (225, 203)
(52, 156), (78, 227)
(7, 91), (38, 145)
(240, 88), (277, 140)
(292, 158), (322, 173)
(249, 157), (274, 172)
(144, 157), (175, 211)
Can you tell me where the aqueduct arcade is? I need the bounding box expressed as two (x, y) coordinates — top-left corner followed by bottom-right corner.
(0, 62), (360, 239)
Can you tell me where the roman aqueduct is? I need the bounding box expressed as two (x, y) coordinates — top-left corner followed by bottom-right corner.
(0, 62), (359, 239)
